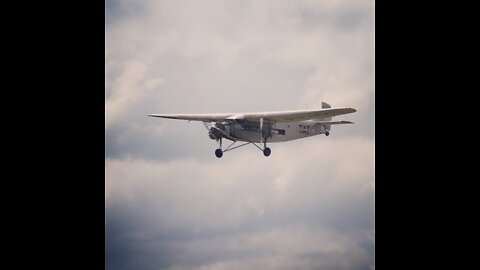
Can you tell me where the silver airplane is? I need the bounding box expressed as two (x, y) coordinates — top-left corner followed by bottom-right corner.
(149, 102), (356, 158)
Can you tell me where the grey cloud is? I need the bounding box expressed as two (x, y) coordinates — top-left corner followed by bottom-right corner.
(106, 0), (374, 269)
(106, 138), (374, 269)
(296, 1), (373, 32)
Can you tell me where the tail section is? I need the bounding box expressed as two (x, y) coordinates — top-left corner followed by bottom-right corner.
(319, 102), (332, 121)
(316, 102), (353, 136)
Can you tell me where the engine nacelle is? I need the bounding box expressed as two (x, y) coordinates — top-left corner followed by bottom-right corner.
(208, 130), (218, 140)
(208, 128), (222, 140)
(208, 122), (231, 140)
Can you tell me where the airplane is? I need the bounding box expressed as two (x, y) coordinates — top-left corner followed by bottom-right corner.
(148, 102), (356, 158)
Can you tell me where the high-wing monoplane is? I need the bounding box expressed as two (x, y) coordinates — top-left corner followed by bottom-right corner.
(149, 102), (356, 158)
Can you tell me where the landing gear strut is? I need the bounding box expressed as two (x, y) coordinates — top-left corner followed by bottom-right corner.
(215, 138), (224, 158)
(212, 119), (274, 157)
(263, 138), (271, 157)
(213, 137), (272, 158)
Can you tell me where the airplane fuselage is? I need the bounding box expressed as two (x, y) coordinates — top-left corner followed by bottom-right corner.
(226, 120), (328, 143)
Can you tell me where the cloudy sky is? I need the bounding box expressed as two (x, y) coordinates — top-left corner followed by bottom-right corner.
(106, 0), (374, 269)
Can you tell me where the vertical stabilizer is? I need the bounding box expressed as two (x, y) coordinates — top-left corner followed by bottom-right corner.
(318, 102), (333, 121)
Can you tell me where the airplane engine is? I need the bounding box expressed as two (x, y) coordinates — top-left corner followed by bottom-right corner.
(208, 127), (223, 140)
(208, 129), (220, 140)
(208, 122), (231, 140)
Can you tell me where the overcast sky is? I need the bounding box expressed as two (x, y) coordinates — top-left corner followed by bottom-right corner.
(106, 0), (374, 269)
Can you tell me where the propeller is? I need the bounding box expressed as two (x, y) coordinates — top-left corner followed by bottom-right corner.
(203, 121), (217, 141)
(202, 121), (211, 131)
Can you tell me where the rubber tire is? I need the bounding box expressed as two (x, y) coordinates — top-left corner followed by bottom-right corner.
(215, 149), (223, 158)
(263, 147), (271, 157)
(325, 131), (330, 136)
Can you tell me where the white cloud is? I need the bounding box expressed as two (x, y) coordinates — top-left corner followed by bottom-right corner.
(106, 0), (374, 112)
(105, 60), (148, 128)
(106, 0), (374, 269)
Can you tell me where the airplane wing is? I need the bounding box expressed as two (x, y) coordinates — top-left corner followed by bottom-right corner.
(148, 108), (356, 123)
(148, 113), (232, 122)
(239, 108), (356, 122)
(314, 120), (354, 125)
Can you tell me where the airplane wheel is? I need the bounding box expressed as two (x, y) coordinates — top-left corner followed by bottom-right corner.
(263, 147), (271, 157)
(325, 131), (330, 136)
(215, 149), (223, 158)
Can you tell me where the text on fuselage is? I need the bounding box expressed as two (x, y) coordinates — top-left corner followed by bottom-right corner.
(298, 124), (310, 135)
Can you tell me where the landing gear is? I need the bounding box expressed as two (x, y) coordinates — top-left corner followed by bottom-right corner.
(211, 123), (274, 157)
(215, 138), (224, 158)
(262, 138), (271, 157)
(325, 130), (330, 136)
(213, 139), (271, 158)
(215, 149), (223, 158)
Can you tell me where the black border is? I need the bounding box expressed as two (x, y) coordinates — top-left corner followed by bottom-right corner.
(5, 2), (105, 268)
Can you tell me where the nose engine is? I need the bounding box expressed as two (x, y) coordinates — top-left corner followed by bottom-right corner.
(207, 122), (231, 141)
(208, 128), (221, 140)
